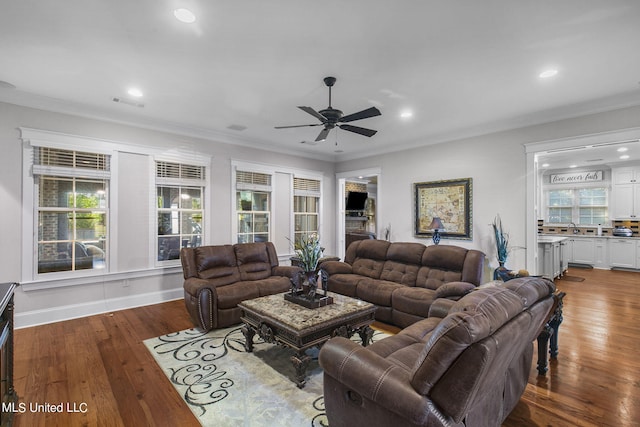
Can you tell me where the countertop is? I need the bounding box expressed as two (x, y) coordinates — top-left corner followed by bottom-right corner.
(539, 234), (638, 240)
(538, 235), (569, 244)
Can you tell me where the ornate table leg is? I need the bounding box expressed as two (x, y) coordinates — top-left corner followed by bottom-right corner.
(536, 324), (552, 375)
(549, 292), (565, 359)
(358, 325), (374, 347)
(536, 291), (566, 375)
(241, 324), (255, 353)
(291, 351), (311, 389)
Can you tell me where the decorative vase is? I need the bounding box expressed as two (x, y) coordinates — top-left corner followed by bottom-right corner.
(493, 261), (507, 280)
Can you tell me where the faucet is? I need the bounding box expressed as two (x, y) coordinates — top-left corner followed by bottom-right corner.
(569, 222), (579, 234)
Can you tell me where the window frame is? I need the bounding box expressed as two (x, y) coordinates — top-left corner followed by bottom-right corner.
(21, 128), (115, 282)
(293, 176), (322, 245)
(154, 159), (208, 267)
(545, 186), (609, 225)
(234, 168), (273, 244)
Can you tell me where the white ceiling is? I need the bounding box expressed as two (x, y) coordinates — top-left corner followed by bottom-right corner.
(1, 1), (640, 162)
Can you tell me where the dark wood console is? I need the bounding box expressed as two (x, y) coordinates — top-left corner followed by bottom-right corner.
(0, 282), (17, 427)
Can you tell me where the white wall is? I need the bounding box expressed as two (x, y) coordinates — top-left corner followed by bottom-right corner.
(4, 99), (640, 327)
(0, 102), (336, 327)
(336, 104), (640, 278)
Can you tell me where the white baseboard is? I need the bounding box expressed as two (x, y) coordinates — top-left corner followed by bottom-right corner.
(15, 288), (184, 329)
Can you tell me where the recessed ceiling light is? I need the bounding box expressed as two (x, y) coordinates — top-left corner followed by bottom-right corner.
(542, 163), (550, 167)
(127, 87), (143, 98)
(174, 8), (196, 23)
(569, 164), (578, 168)
(539, 69), (558, 79)
(400, 109), (413, 119)
(617, 147), (628, 152)
(620, 155), (630, 160)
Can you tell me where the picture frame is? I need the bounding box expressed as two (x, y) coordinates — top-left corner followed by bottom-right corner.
(414, 178), (473, 240)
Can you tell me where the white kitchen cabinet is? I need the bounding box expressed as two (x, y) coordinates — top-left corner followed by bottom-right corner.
(612, 166), (640, 218)
(572, 237), (596, 265)
(610, 239), (637, 269)
(538, 236), (567, 279)
(559, 239), (569, 275)
(594, 238), (608, 268)
(613, 166), (640, 185)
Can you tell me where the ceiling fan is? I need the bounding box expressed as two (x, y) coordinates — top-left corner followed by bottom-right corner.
(275, 76), (381, 142)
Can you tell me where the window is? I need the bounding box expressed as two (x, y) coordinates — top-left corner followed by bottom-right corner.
(236, 171), (271, 243)
(578, 188), (608, 225)
(293, 177), (320, 244)
(34, 147), (110, 274)
(547, 189), (573, 223)
(546, 187), (608, 225)
(156, 161), (205, 262)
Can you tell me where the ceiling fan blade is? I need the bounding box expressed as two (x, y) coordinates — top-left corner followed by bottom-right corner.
(340, 106), (381, 123)
(298, 106), (327, 123)
(339, 124), (378, 137)
(316, 127), (331, 141)
(274, 123), (322, 129)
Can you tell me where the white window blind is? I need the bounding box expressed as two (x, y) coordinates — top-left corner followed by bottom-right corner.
(33, 147), (111, 179)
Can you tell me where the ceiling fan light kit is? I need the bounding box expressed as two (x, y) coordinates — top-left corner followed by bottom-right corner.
(275, 76), (381, 142)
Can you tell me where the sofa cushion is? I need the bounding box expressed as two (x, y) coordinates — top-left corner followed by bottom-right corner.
(392, 287), (438, 318)
(235, 242), (272, 281)
(216, 281), (260, 309)
(255, 276), (291, 296)
(193, 245), (241, 285)
(326, 274), (362, 297)
(379, 261), (420, 285)
(357, 279), (404, 307)
(415, 266), (463, 290)
(354, 239), (391, 260)
(421, 245), (468, 271)
(386, 242), (426, 265)
(351, 258), (386, 279)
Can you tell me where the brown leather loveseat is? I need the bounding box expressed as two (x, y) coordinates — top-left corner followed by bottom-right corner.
(321, 240), (485, 328)
(318, 276), (556, 427)
(181, 242), (301, 331)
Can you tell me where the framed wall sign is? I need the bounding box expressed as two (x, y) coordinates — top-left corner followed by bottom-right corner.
(414, 177), (473, 240)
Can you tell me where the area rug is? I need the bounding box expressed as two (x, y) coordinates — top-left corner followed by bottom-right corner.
(144, 325), (389, 426)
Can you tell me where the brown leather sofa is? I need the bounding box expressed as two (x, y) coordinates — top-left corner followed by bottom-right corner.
(180, 242), (302, 331)
(320, 240), (485, 328)
(318, 276), (556, 427)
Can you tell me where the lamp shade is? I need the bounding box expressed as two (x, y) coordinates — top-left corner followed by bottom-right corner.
(428, 217), (444, 231)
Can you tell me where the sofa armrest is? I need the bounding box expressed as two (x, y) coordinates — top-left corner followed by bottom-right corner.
(272, 265), (303, 278)
(320, 261), (353, 275)
(434, 281), (476, 298)
(428, 298), (456, 318)
(183, 277), (217, 294)
(319, 337), (431, 425)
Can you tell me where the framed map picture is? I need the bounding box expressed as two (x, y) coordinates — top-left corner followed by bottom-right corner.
(414, 178), (472, 240)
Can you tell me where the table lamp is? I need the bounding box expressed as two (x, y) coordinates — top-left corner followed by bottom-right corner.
(428, 217), (444, 245)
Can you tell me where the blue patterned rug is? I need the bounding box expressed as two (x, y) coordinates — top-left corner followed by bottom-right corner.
(144, 325), (389, 426)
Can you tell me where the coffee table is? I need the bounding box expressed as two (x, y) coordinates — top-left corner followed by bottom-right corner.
(238, 291), (376, 388)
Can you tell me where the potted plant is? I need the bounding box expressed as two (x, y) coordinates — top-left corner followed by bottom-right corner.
(293, 233), (323, 273)
(492, 214), (509, 268)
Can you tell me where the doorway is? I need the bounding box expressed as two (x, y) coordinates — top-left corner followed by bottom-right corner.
(336, 167), (381, 259)
(525, 127), (640, 274)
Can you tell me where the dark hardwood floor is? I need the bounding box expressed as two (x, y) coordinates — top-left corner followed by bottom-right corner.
(11, 268), (640, 426)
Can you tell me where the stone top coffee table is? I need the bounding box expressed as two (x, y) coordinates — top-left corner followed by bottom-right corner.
(238, 291), (376, 388)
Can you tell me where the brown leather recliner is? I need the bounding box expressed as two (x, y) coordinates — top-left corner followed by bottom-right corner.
(181, 242), (302, 331)
(318, 276), (556, 427)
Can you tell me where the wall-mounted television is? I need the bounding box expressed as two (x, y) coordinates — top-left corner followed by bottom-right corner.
(346, 191), (368, 210)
